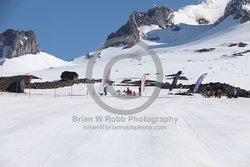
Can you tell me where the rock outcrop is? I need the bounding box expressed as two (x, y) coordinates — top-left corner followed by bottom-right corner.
(60, 71), (79, 81)
(218, 0), (250, 23)
(0, 75), (37, 93)
(0, 29), (40, 59)
(106, 6), (174, 48)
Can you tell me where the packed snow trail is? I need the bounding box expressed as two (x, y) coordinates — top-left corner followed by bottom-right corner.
(0, 93), (250, 167)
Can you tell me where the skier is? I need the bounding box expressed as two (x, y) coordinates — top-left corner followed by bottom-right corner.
(232, 88), (238, 98)
(103, 85), (108, 96)
(226, 87), (232, 98)
(218, 89), (222, 98)
(117, 89), (121, 96)
(133, 91), (136, 96)
(129, 90), (132, 96)
(138, 86), (141, 96)
(205, 85), (211, 98)
(214, 89), (218, 98)
(126, 87), (130, 95)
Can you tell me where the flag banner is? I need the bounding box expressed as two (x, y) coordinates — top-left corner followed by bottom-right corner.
(169, 71), (182, 91)
(193, 73), (208, 92)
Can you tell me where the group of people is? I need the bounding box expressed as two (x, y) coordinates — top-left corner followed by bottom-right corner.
(205, 85), (238, 98)
(226, 88), (238, 98)
(102, 86), (142, 96)
(205, 86), (221, 98)
(123, 86), (142, 96)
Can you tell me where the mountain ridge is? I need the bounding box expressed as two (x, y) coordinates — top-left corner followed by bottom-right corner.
(105, 0), (250, 49)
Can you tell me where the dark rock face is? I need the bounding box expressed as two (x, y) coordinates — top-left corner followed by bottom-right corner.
(7, 79), (25, 93)
(188, 82), (249, 98)
(196, 18), (210, 24)
(106, 6), (174, 48)
(60, 71), (79, 81)
(238, 42), (248, 47)
(147, 36), (160, 41)
(195, 48), (215, 53)
(0, 75), (37, 93)
(0, 29), (40, 59)
(232, 49), (250, 56)
(219, 0), (250, 23)
(228, 42), (248, 47)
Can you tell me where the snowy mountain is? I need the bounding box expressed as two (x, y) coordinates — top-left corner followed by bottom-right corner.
(0, 29), (74, 77)
(106, 0), (231, 48)
(0, 52), (73, 76)
(67, 0), (250, 90)
(106, 6), (174, 48)
(1, 0), (250, 90)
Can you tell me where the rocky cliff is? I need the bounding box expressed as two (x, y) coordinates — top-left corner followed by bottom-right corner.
(106, 6), (174, 48)
(0, 29), (40, 59)
(219, 0), (250, 23)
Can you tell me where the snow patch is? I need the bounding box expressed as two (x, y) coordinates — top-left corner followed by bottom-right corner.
(138, 25), (161, 35)
(174, 0), (230, 25)
(242, 4), (250, 11)
(0, 52), (74, 76)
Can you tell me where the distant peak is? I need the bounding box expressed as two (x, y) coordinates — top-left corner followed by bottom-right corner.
(0, 29), (40, 59)
(219, 0), (250, 23)
(106, 6), (174, 48)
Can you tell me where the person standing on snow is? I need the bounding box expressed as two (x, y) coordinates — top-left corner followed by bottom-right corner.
(205, 85), (211, 98)
(126, 87), (130, 95)
(218, 89), (222, 98)
(138, 86), (141, 96)
(226, 87), (232, 98)
(103, 85), (108, 96)
(232, 88), (238, 98)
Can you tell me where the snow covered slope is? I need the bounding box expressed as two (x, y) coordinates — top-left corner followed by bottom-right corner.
(0, 52), (73, 76)
(57, 16), (250, 90)
(174, 0), (230, 25)
(22, 18), (250, 89)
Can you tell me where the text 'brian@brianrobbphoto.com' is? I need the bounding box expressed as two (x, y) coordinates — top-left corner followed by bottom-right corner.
(72, 115), (178, 131)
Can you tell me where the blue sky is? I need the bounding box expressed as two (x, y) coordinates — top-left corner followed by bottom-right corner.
(0, 0), (195, 60)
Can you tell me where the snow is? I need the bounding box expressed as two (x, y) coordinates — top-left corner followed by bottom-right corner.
(48, 17), (250, 90)
(243, 4), (250, 11)
(71, 55), (88, 64)
(174, 0), (230, 25)
(0, 87), (250, 167)
(138, 25), (161, 35)
(0, 52), (74, 76)
(20, 40), (24, 45)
